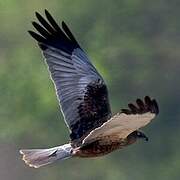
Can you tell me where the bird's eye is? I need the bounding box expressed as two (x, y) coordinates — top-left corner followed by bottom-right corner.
(137, 132), (141, 136)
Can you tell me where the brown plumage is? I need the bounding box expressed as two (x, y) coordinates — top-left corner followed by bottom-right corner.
(73, 132), (138, 157)
(19, 10), (159, 168)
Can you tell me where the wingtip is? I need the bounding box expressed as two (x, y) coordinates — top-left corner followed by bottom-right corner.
(122, 96), (159, 115)
(27, 30), (31, 34)
(152, 99), (159, 115)
(146, 96), (159, 115)
(44, 9), (49, 13)
(144, 96), (159, 115)
(28, 30), (46, 42)
(35, 11), (39, 16)
(29, 9), (80, 51)
(62, 21), (66, 26)
(27, 30), (35, 37)
(31, 21), (36, 26)
(35, 11), (42, 19)
(44, 9), (51, 17)
(144, 95), (150, 101)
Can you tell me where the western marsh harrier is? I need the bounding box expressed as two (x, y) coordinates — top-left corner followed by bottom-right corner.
(20, 10), (159, 168)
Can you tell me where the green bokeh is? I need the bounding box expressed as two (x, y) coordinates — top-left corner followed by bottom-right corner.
(0, 0), (180, 180)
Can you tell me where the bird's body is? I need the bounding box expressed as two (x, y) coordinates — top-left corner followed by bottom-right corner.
(74, 140), (127, 158)
(20, 10), (159, 168)
(73, 134), (137, 157)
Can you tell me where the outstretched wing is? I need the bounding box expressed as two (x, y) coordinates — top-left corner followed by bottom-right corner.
(29, 10), (111, 146)
(82, 96), (159, 145)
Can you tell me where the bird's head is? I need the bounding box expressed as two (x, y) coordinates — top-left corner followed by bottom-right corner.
(134, 130), (149, 141)
(128, 130), (149, 142)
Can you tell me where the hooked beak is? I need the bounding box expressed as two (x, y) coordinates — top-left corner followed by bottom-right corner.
(143, 135), (149, 142)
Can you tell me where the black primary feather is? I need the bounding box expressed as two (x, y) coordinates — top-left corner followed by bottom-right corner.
(29, 10), (80, 53)
(121, 96), (159, 115)
(35, 12), (55, 34)
(28, 30), (46, 42)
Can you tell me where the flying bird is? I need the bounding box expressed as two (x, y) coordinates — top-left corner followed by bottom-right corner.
(20, 10), (159, 168)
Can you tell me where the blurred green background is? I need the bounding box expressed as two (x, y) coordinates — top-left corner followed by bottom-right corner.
(0, 0), (180, 179)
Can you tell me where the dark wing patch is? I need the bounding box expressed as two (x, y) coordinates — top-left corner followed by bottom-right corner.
(121, 96), (159, 115)
(29, 10), (111, 146)
(70, 80), (111, 141)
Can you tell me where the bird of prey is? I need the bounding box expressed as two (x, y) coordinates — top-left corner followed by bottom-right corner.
(20, 10), (159, 168)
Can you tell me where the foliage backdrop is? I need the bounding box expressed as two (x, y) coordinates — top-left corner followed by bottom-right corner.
(0, 0), (180, 179)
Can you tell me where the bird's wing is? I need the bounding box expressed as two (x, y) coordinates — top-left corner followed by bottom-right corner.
(82, 96), (159, 145)
(28, 10), (111, 146)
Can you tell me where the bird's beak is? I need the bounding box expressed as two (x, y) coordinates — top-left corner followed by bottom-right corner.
(143, 135), (149, 142)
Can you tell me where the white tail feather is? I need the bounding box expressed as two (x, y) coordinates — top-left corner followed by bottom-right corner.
(20, 144), (72, 168)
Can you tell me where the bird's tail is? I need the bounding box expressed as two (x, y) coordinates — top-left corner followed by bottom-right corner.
(19, 143), (72, 168)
